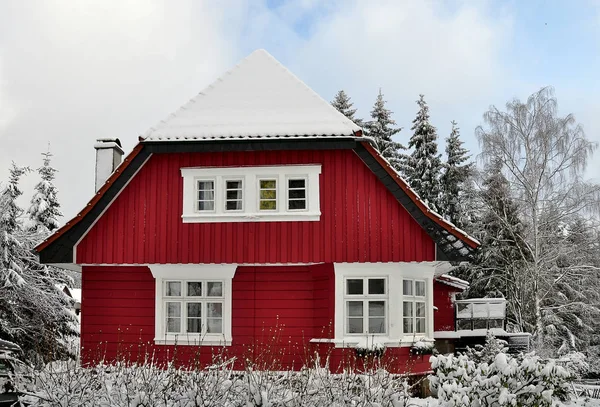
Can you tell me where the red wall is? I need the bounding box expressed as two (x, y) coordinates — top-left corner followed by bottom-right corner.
(81, 264), (430, 373)
(76, 149), (435, 264)
(433, 281), (460, 332)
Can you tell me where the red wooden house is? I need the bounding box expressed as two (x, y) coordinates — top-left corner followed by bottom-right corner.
(36, 50), (479, 373)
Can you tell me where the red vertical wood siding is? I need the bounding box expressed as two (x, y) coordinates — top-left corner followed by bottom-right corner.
(433, 281), (460, 332)
(76, 149), (435, 264)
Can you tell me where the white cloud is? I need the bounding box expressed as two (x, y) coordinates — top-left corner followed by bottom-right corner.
(0, 0), (241, 219)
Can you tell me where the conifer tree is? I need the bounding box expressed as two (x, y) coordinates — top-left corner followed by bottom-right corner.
(440, 121), (474, 228)
(331, 90), (364, 128)
(28, 149), (62, 232)
(364, 89), (403, 169)
(402, 95), (442, 211)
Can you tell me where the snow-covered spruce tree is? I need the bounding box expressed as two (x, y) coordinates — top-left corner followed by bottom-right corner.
(440, 121), (474, 228)
(401, 95), (443, 211)
(364, 89), (404, 169)
(331, 90), (364, 128)
(477, 87), (600, 351)
(28, 150), (62, 232)
(453, 159), (530, 331)
(0, 163), (77, 363)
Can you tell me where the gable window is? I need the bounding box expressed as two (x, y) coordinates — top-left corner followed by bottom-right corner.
(344, 277), (387, 335)
(150, 265), (235, 346)
(225, 180), (243, 211)
(164, 280), (224, 335)
(259, 179), (277, 210)
(197, 180), (215, 211)
(402, 279), (426, 334)
(287, 178), (307, 210)
(181, 165), (321, 223)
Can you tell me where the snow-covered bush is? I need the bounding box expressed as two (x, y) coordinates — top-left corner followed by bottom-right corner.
(429, 352), (572, 406)
(463, 331), (508, 364)
(16, 357), (421, 406)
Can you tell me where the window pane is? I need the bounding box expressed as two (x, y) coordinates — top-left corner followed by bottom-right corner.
(226, 180), (242, 189)
(259, 200), (277, 210)
(348, 318), (363, 334)
(347, 301), (363, 317)
(166, 282), (182, 297)
(167, 302), (181, 317)
(473, 319), (487, 330)
(198, 190), (215, 200)
(403, 301), (413, 317)
(207, 282), (223, 297)
(346, 279), (363, 295)
(488, 319), (504, 329)
(415, 281), (426, 297)
(288, 189), (306, 199)
(403, 318), (413, 334)
(369, 317), (386, 334)
(187, 318), (202, 333)
(368, 279), (385, 295)
(207, 302), (223, 317)
(198, 181), (214, 190)
(260, 189), (277, 199)
(207, 318), (223, 333)
(416, 302), (426, 318)
(187, 282), (202, 297)
(198, 201), (214, 211)
(403, 280), (413, 296)
(416, 318), (426, 334)
(167, 318), (181, 333)
(226, 200), (242, 210)
(260, 180), (276, 189)
(226, 190), (242, 200)
(187, 303), (202, 318)
(288, 200), (306, 210)
(288, 179), (305, 189)
(369, 301), (385, 317)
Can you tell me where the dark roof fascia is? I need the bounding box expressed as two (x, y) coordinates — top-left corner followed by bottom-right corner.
(142, 138), (359, 153)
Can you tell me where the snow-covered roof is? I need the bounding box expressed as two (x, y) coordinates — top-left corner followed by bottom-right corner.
(143, 49), (361, 142)
(436, 274), (470, 290)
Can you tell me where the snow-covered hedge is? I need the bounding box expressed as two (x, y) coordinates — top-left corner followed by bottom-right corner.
(17, 358), (422, 407)
(429, 352), (572, 406)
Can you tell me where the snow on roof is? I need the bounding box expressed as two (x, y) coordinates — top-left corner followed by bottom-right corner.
(143, 49), (361, 141)
(436, 274), (470, 290)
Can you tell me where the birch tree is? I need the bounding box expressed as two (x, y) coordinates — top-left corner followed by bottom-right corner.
(476, 87), (600, 349)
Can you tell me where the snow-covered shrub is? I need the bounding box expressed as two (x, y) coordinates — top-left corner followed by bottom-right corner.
(463, 331), (508, 364)
(429, 352), (572, 406)
(410, 341), (435, 356)
(557, 351), (589, 379)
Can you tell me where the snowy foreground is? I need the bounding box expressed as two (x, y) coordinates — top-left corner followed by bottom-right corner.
(6, 350), (599, 407)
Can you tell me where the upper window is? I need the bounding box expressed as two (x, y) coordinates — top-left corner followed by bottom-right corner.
(344, 277), (387, 335)
(181, 165), (321, 223)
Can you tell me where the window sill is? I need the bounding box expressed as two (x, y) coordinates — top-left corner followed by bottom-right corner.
(154, 336), (232, 346)
(182, 212), (321, 223)
(310, 336), (434, 348)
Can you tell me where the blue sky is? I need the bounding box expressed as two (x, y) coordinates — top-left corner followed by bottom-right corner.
(0, 0), (599, 221)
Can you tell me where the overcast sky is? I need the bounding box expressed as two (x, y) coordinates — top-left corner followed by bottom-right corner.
(1, 0), (599, 223)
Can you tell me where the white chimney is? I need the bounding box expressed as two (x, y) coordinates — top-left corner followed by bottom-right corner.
(94, 138), (124, 192)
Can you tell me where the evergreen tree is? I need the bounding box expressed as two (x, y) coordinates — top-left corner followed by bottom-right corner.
(0, 162), (78, 362)
(364, 89), (403, 169)
(0, 163), (29, 286)
(440, 121), (474, 228)
(402, 95), (443, 211)
(28, 149), (62, 232)
(331, 90), (364, 128)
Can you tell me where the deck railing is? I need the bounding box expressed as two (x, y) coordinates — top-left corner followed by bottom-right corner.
(455, 298), (506, 331)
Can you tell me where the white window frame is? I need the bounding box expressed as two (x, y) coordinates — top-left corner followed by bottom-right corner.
(163, 280), (225, 335)
(286, 176), (309, 212)
(149, 264), (236, 346)
(343, 277), (388, 335)
(402, 279), (427, 335)
(181, 165), (321, 223)
(224, 179), (244, 212)
(331, 263), (435, 348)
(195, 178), (216, 213)
(257, 177), (279, 212)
